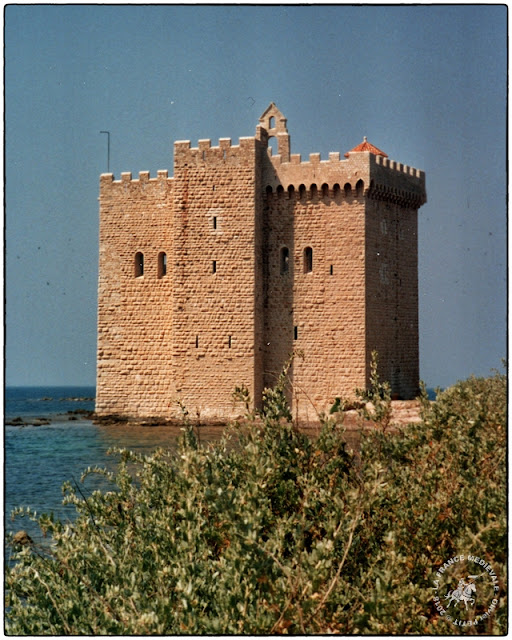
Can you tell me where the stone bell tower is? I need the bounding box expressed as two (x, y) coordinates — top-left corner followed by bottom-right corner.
(258, 102), (290, 161)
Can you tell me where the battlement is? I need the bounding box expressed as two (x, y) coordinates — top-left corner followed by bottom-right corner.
(263, 144), (425, 207)
(369, 153), (426, 206)
(267, 148), (424, 178)
(174, 136), (257, 166)
(374, 154), (425, 180)
(100, 170), (171, 185)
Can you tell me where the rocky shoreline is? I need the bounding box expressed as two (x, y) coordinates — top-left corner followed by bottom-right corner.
(91, 400), (423, 429)
(5, 409), (94, 427)
(6, 400), (424, 431)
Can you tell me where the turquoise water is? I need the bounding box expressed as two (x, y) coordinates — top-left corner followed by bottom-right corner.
(5, 387), (225, 550)
(6, 386), (96, 420)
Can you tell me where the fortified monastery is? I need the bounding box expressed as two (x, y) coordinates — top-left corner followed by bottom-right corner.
(96, 104), (426, 420)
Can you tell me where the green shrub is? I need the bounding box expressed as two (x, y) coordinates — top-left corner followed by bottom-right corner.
(6, 367), (507, 634)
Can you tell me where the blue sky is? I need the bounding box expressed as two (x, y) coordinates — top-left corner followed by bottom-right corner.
(5, 5), (507, 389)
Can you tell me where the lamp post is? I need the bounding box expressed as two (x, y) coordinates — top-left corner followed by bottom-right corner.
(100, 131), (110, 173)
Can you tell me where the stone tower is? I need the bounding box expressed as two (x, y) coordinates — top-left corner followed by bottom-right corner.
(96, 103), (426, 420)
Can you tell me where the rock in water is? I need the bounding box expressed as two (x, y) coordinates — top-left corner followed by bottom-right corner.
(12, 530), (33, 546)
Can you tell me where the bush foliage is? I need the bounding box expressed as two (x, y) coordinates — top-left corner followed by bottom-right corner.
(6, 364), (507, 634)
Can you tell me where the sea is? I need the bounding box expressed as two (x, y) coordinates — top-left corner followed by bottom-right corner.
(5, 385), (437, 557)
(4, 386), (225, 554)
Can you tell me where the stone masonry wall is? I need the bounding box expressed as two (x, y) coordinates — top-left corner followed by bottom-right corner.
(170, 137), (261, 418)
(96, 171), (176, 417)
(263, 149), (374, 417)
(263, 183), (367, 419)
(363, 152), (422, 398)
(365, 198), (419, 398)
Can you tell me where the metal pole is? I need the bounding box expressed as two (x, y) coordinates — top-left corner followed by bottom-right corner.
(100, 131), (110, 173)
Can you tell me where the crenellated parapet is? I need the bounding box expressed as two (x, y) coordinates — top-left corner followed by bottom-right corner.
(261, 146), (426, 208)
(100, 169), (171, 183)
(99, 170), (173, 201)
(173, 136), (257, 169)
(262, 149), (369, 194)
(374, 154), (425, 179)
(368, 154), (426, 207)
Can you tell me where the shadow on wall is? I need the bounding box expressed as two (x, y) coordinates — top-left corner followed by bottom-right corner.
(261, 147), (295, 407)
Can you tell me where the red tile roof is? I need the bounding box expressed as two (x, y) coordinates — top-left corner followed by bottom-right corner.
(344, 137), (388, 158)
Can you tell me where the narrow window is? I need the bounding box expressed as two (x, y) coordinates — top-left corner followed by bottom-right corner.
(330, 265), (334, 275)
(135, 252), (144, 277)
(310, 184), (318, 199)
(322, 183), (329, 198)
(228, 335), (232, 348)
(268, 136), (278, 156)
(158, 252), (167, 278)
(288, 184), (295, 198)
(269, 116), (275, 128)
(280, 247), (289, 275)
(356, 179), (364, 197)
(212, 260), (217, 274)
(333, 183), (341, 197)
(213, 216), (217, 229)
(344, 183), (352, 197)
(294, 326), (298, 340)
(304, 247), (313, 273)
(299, 184), (306, 200)
(277, 185), (284, 198)
(195, 336), (199, 348)
(202, 150), (206, 161)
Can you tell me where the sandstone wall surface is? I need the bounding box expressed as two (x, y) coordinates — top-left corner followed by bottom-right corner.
(96, 171), (175, 417)
(263, 183), (367, 419)
(170, 138), (260, 418)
